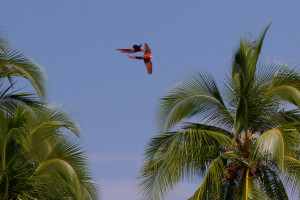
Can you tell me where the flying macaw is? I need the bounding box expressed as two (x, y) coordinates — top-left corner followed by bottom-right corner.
(116, 44), (144, 54)
(128, 43), (153, 74)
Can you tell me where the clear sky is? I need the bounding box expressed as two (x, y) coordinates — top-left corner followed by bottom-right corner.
(2, 1), (300, 199)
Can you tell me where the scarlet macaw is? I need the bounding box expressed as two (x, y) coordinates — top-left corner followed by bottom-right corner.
(128, 43), (153, 74)
(116, 44), (144, 54)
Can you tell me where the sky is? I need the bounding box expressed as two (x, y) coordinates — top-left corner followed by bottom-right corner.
(1, 1), (300, 199)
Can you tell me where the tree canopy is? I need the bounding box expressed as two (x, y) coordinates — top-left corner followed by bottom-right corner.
(138, 25), (300, 200)
(0, 28), (99, 199)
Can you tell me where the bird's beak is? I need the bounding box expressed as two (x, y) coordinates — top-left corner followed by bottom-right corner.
(150, 56), (154, 59)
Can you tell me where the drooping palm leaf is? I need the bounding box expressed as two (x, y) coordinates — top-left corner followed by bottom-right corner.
(155, 72), (234, 131)
(138, 129), (233, 200)
(0, 29), (46, 100)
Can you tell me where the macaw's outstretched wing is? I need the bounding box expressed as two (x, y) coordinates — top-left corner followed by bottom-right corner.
(128, 55), (137, 59)
(128, 55), (144, 60)
(144, 43), (151, 56)
(116, 49), (133, 53)
(144, 59), (152, 74)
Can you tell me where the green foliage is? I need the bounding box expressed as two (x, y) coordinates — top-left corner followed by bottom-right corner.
(0, 105), (99, 199)
(0, 28), (100, 199)
(138, 24), (300, 199)
(0, 29), (46, 100)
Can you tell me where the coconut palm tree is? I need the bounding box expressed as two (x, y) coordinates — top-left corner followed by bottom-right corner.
(138, 25), (300, 200)
(0, 104), (99, 199)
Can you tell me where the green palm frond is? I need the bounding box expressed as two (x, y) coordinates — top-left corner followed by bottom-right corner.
(31, 138), (98, 199)
(253, 127), (300, 172)
(251, 23), (271, 67)
(0, 82), (44, 112)
(138, 129), (233, 200)
(282, 156), (300, 199)
(231, 24), (270, 93)
(180, 122), (233, 137)
(253, 128), (285, 171)
(277, 109), (300, 124)
(155, 72), (234, 131)
(187, 151), (253, 200)
(25, 105), (80, 139)
(188, 153), (228, 200)
(265, 66), (300, 108)
(257, 165), (289, 200)
(0, 29), (47, 100)
(230, 25), (273, 132)
(0, 26), (8, 52)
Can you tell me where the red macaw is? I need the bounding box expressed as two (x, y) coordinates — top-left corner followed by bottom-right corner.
(128, 43), (153, 74)
(116, 44), (144, 54)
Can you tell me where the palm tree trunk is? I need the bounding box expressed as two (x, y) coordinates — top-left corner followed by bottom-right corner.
(245, 168), (249, 200)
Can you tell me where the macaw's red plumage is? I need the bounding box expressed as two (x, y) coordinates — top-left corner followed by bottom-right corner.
(128, 43), (153, 74)
(116, 44), (144, 54)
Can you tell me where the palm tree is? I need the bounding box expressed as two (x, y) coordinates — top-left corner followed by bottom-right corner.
(0, 104), (99, 199)
(0, 29), (100, 199)
(138, 25), (300, 200)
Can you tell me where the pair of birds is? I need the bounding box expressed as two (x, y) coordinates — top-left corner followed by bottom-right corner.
(116, 43), (153, 74)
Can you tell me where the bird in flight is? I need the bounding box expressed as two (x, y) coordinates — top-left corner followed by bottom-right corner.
(116, 44), (144, 54)
(128, 43), (153, 74)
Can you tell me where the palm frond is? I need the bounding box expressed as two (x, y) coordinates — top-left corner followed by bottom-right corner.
(258, 165), (289, 199)
(253, 128), (285, 171)
(0, 31), (47, 100)
(282, 156), (300, 199)
(155, 72), (233, 131)
(251, 23), (271, 68)
(138, 129), (233, 200)
(180, 122), (233, 137)
(0, 26), (8, 52)
(265, 66), (300, 108)
(187, 151), (242, 200)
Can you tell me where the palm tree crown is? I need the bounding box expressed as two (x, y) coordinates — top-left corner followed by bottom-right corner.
(138, 25), (300, 200)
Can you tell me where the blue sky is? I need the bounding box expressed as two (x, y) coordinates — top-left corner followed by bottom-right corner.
(2, 1), (300, 199)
